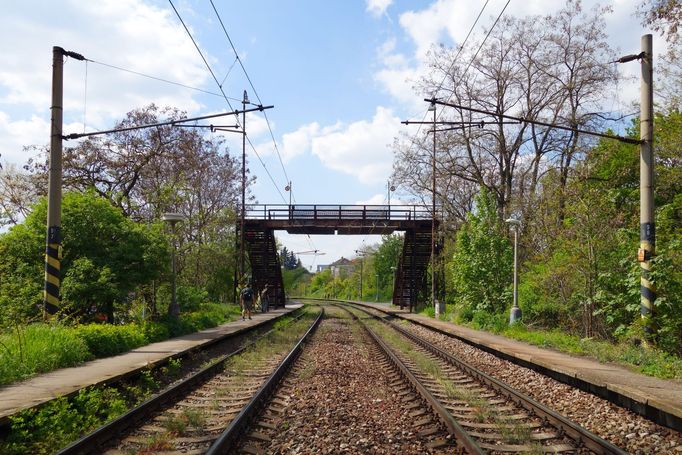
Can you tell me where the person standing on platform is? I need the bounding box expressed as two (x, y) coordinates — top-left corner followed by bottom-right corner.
(240, 280), (254, 320)
(259, 284), (271, 313)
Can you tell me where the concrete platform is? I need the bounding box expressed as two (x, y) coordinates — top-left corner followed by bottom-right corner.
(355, 301), (682, 432)
(0, 304), (302, 423)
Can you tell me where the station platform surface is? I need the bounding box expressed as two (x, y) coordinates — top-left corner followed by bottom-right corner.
(356, 301), (682, 431)
(0, 304), (302, 422)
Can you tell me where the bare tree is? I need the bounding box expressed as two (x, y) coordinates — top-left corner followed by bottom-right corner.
(393, 1), (618, 224)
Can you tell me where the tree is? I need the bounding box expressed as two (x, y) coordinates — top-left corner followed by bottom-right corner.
(0, 163), (37, 227)
(0, 191), (168, 324)
(373, 234), (403, 299)
(450, 188), (513, 314)
(393, 1), (617, 223)
(638, 0), (682, 44)
(279, 247), (299, 270)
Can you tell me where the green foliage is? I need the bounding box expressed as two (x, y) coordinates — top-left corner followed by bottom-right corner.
(0, 385), (129, 455)
(0, 324), (91, 386)
(0, 191), (169, 323)
(73, 323), (148, 358)
(282, 265), (310, 294)
(450, 188), (513, 312)
(0, 303), (239, 387)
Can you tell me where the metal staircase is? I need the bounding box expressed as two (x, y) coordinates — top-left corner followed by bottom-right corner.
(392, 229), (432, 311)
(244, 225), (286, 307)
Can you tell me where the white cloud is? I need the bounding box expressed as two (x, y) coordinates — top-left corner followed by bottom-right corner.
(311, 106), (400, 184)
(0, 0), (216, 167)
(280, 122), (320, 162)
(366, 0), (393, 17)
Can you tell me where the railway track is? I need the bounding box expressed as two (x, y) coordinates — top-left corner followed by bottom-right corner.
(233, 304), (454, 453)
(55, 307), (322, 455)
(346, 303), (627, 454)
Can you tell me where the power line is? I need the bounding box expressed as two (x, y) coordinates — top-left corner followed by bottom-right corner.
(168, 0), (238, 115)
(406, 0), (494, 158)
(209, 0), (292, 196)
(168, 0), (290, 206)
(86, 59), (241, 101)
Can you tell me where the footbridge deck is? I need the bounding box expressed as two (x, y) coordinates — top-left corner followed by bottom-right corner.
(245, 204), (434, 234)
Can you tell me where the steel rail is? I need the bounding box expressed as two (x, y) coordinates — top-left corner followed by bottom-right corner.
(351, 303), (628, 455)
(56, 309), (313, 455)
(206, 307), (324, 454)
(336, 304), (484, 454)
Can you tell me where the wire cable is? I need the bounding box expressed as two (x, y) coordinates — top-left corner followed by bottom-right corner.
(168, 0), (238, 115)
(407, 0), (493, 151)
(87, 59), (240, 101)
(209, 0), (292, 193)
(169, 0), (291, 206)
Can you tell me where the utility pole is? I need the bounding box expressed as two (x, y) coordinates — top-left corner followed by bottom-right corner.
(240, 90), (248, 285)
(429, 101), (439, 317)
(639, 34), (656, 339)
(43, 46), (84, 318)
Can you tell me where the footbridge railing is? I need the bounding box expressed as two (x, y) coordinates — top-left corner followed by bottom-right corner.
(245, 204), (433, 221)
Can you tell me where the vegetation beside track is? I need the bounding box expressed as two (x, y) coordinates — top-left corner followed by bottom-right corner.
(419, 305), (682, 380)
(0, 306), (314, 455)
(0, 303), (241, 387)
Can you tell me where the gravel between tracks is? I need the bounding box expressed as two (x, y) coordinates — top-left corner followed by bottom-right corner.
(262, 308), (452, 454)
(405, 322), (682, 454)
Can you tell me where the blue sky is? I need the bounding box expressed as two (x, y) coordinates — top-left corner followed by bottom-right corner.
(0, 0), (649, 269)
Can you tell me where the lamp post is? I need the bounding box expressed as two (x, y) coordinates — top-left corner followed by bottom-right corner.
(506, 218), (521, 324)
(375, 273), (379, 302)
(387, 180), (395, 217)
(162, 212), (185, 318)
(355, 250), (364, 301)
(428, 101), (440, 317)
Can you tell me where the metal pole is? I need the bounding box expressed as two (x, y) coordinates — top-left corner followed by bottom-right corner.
(509, 226), (521, 324)
(170, 223), (179, 317)
(431, 103), (438, 317)
(43, 46), (65, 318)
(639, 34), (656, 338)
(376, 274), (379, 302)
(240, 90), (247, 284)
(359, 258), (363, 300)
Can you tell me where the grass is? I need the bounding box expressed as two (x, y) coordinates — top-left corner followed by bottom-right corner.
(0, 303), (241, 387)
(417, 305), (682, 380)
(0, 307), (317, 455)
(501, 324), (682, 379)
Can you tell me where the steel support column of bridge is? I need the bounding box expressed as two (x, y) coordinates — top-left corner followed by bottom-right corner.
(243, 225), (286, 308)
(242, 204), (436, 311)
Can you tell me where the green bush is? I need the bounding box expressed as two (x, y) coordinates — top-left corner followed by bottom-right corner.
(141, 321), (170, 343)
(73, 324), (147, 358)
(0, 324), (91, 386)
(1, 386), (130, 455)
(177, 286), (209, 312)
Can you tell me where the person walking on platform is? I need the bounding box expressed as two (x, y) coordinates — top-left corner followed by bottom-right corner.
(259, 284), (271, 313)
(240, 280), (254, 320)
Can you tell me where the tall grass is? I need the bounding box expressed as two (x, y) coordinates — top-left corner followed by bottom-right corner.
(0, 324), (91, 386)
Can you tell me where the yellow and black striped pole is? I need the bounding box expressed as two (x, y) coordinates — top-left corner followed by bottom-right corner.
(639, 35), (656, 339)
(43, 227), (61, 316)
(43, 46), (66, 317)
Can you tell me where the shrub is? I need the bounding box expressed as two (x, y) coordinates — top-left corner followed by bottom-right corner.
(73, 323), (147, 358)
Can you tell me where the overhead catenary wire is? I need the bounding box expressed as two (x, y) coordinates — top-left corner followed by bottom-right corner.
(86, 59), (240, 101)
(404, 0), (492, 141)
(209, 0), (293, 198)
(168, 0), (291, 206)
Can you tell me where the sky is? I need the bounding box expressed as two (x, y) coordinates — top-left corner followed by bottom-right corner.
(0, 0), (651, 270)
